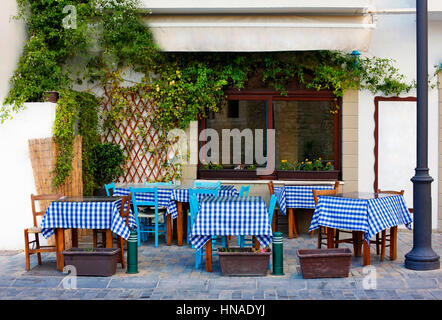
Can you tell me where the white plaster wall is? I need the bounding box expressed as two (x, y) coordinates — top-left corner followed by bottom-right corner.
(0, 102), (56, 250)
(359, 0), (440, 229)
(0, 1), (58, 249)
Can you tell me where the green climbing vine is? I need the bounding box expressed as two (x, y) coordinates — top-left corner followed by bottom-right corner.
(4, 0), (418, 190)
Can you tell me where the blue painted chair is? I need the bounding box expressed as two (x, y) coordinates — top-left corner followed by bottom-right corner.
(239, 185), (251, 197)
(187, 187), (220, 244)
(129, 187), (167, 247)
(104, 182), (115, 197)
(188, 191), (227, 269)
(238, 195), (278, 252)
(193, 181), (221, 189)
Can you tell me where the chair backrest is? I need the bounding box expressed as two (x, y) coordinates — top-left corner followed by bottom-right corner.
(145, 181), (173, 186)
(189, 187), (220, 197)
(30, 193), (63, 227)
(268, 181), (274, 195)
(268, 194), (278, 225)
(376, 189), (404, 196)
(193, 181), (221, 190)
(189, 193), (200, 227)
(313, 188), (339, 206)
(333, 181), (340, 192)
(105, 182), (116, 197)
(240, 185), (251, 197)
(129, 187), (159, 218)
(119, 194), (132, 226)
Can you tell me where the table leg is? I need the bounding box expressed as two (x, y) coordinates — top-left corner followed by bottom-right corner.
(363, 240), (371, 266)
(105, 230), (113, 248)
(288, 209), (293, 239)
(353, 231), (363, 257)
(177, 202), (183, 246)
(326, 228), (335, 248)
(389, 226), (397, 261)
(166, 214), (172, 246)
(71, 229), (78, 248)
(206, 239), (212, 272)
(254, 237), (260, 250)
(55, 228), (65, 272)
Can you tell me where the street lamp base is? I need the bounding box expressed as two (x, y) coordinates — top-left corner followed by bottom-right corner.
(405, 249), (440, 270)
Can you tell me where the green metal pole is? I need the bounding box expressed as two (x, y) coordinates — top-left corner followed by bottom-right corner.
(272, 231), (284, 275)
(126, 229), (138, 274)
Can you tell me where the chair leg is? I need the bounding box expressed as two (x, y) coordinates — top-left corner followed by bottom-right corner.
(118, 237), (126, 269)
(376, 234), (380, 255)
(24, 230), (30, 271)
(380, 230), (386, 262)
(155, 218), (159, 248)
(334, 229), (340, 248)
(317, 227), (322, 249)
(93, 230), (98, 248)
(389, 226), (398, 261)
(310, 230), (315, 238)
(195, 249), (201, 269)
(35, 233), (42, 265)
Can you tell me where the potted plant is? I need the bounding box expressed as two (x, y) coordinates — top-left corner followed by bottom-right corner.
(217, 247), (271, 276)
(91, 142), (126, 196)
(62, 248), (121, 276)
(277, 158), (340, 180)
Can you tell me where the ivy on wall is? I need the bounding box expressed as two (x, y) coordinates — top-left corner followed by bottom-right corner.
(4, 0), (417, 190)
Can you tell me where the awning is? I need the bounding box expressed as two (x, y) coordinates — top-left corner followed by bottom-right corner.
(140, 0), (374, 52)
(144, 14), (374, 52)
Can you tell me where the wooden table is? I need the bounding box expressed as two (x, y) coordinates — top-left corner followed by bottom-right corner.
(312, 192), (412, 266)
(41, 196), (131, 272)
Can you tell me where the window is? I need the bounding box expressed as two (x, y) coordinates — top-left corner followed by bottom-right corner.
(199, 89), (341, 179)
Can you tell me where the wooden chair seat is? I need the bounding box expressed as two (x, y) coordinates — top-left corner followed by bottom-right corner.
(26, 227), (42, 234)
(24, 193), (63, 271)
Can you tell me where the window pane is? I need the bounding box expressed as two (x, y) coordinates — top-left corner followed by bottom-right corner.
(274, 100), (335, 166)
(205, 100), (267, 167)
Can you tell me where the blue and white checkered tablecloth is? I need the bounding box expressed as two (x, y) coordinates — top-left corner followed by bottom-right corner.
(308, 194), (412, 242)
(41, 198), (137, 240)
(167, 185), (240, 219)
(274, 185), (335, 214)
(190, 196), (272, 250)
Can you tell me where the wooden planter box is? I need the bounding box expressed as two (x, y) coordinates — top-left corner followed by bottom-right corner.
(62, 248), (120, 277)
(277, 170), (340, 181)
(297, 248), (352, 279)
(218, 247), (271, 276)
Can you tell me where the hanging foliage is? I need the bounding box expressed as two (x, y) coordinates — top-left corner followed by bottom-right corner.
(5, 0), (417, 188)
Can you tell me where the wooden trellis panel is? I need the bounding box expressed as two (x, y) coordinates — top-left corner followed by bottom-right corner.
(102, 89), (179, 183)
(28, 136), (84, 247)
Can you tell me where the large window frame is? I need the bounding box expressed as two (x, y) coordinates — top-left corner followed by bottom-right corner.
(198, 88), (342, 180)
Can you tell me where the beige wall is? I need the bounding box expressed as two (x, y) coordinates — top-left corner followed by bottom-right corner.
(341, 90), (359, 193)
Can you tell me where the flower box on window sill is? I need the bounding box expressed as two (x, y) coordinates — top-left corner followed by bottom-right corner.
(276, 170), (340, 181)
(198, 169), (262, 180)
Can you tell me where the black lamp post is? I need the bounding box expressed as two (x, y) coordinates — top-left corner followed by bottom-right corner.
(404, 0), (440, 270)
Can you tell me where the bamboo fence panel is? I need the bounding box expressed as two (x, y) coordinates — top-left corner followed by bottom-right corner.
(28, 136), (84, 247)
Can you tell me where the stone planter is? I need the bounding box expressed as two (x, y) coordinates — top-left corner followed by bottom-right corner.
(218, 247), (271, 276)
(277, 170), (340, 181)
(62, 248), (121, 276)
(297, 248), (352, 279)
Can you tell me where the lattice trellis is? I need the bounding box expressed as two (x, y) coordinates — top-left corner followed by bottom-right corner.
(102, 88), (179, 184)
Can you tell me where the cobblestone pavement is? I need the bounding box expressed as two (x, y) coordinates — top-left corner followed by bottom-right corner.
(0, 231), (441, 300)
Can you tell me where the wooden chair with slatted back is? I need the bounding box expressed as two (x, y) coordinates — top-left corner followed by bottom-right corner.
(116, 194), (131, 269)
(375, 189), (405, 261)
(310, 181), (340, 237)
(267, 181), (278, 232)
(25, 193), (63, 271)
(312, 187), (339, 249)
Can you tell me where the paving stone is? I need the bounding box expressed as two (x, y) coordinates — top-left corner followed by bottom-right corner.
(12, 276), (62, 288)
